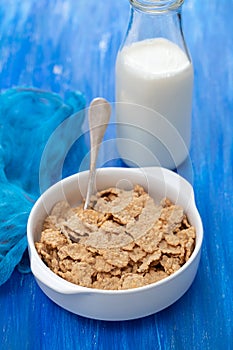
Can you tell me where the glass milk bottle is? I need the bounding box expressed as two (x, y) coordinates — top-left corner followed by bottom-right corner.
(115, 0), (193, 169)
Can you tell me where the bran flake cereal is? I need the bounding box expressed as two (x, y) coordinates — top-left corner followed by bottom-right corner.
(35, 185), (196, 290)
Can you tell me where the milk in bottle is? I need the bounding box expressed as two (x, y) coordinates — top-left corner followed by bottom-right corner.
(116, 37), (193, 168)
(115, 0), (193, 169)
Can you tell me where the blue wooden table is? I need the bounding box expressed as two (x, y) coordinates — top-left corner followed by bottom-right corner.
(0, 0), (233, 349)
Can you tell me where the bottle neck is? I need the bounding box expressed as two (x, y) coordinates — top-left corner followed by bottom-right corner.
(129, 0), (184, 13)
(122, 0), (190, 62)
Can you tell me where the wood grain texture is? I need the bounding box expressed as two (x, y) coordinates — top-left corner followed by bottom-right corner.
(0, 0), (233, 349)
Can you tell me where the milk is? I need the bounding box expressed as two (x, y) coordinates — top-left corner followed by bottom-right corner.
(115, 38), (193, 169)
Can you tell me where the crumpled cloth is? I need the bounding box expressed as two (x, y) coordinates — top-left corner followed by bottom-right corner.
(0, 87), (86, 285)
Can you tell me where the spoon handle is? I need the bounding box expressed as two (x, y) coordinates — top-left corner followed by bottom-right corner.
(84, 98), (111, 209)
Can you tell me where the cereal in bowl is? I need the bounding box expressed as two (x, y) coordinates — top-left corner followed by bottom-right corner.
(35, 185), (196, 290)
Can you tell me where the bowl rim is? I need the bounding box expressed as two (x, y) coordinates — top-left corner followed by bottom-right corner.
(27, 166), (203, 295)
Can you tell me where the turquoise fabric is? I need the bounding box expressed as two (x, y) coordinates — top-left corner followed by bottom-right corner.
(0, 88), (86, 285)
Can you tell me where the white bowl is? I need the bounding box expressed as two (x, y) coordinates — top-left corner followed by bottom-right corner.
(27, 167), (203, 321)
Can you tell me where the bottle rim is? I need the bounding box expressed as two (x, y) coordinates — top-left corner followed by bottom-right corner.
(129, 0), (184, 12)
